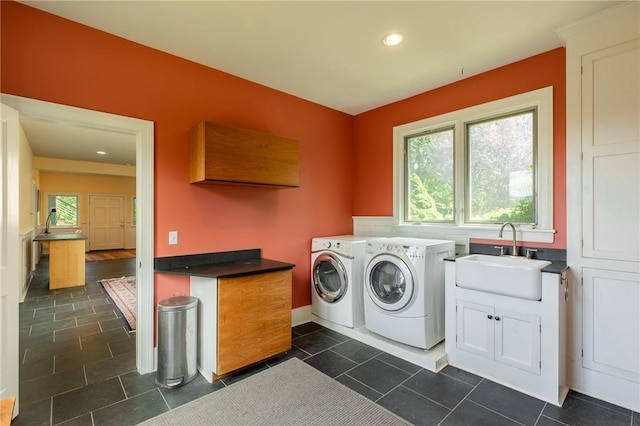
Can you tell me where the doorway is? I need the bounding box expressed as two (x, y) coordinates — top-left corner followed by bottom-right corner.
(1, 94), (155, 378)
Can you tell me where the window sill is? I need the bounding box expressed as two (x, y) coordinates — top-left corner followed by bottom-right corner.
(393, 223), (555, 244)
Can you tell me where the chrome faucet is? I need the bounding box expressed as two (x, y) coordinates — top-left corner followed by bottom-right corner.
(498, 222), (518, 257)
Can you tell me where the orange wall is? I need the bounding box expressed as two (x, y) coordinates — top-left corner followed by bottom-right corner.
(2, 2), (354, 308)
(2, 2), (569, 316)
(352, 48), (567, 249)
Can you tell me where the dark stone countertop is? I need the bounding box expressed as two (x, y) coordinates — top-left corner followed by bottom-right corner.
(34, 233), (88, 241)
(154, 248), (295, 279)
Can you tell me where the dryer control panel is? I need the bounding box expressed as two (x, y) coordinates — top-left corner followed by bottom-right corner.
(312, 239), (351, 252)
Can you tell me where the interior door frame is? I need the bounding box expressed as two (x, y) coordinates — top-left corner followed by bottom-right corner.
(1, 102), (21, 418)
(1, 93), (156, 374)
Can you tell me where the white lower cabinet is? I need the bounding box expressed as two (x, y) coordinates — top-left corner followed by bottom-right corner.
(457, 301), (541, 375)
(582, 268), (639, 383)
(445, 261), (568, 406)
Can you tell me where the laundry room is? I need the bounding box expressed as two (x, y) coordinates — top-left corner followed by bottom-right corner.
(4, 2), (639, 425)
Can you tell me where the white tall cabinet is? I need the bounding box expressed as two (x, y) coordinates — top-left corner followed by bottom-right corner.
(559, 1), (640, 411)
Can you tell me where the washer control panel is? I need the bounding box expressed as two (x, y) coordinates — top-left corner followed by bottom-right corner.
(312, 239), (352, 255)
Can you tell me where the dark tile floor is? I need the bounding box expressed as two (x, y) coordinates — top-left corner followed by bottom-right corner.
(14, 256), (640, 425)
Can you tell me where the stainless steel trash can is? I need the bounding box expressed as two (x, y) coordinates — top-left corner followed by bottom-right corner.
(156, 295), (198, 388)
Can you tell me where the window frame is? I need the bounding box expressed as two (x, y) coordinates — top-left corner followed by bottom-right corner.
(464, 107), (538, 225)
(132, 195), (137, 226)
(44, 192), (81, 229)
(403, 125), (456, 223)
(393, 86), (554, 242)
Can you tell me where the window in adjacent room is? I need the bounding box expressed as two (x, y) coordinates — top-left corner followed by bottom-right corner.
(132, 195), (137, 226)
(47, 194), (79, 227)
(394, 86), (553, 232)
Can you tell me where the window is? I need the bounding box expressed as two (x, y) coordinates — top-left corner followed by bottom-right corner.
(466, 110), (536, 224)
(132, 196), (137, 226)
(393, 87), (553, 238)
(405, 127), (454, 222)
(47, 194), (79, 227)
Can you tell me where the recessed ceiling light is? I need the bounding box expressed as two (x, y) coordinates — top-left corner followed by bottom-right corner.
(96, 151), (106, 155)
(382, 32), (404, 47)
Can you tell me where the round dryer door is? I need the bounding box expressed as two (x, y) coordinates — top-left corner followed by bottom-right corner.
(313, 253), (348, 303)
(366, 254), (414, 311)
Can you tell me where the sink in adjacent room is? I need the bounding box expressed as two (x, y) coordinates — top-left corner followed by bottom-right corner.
(455, 254), (551, 300)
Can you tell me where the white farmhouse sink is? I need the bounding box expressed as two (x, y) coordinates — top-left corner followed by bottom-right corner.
(455, 254), (551, 300)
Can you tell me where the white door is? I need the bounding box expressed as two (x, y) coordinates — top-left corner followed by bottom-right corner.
(580, 40), (640, 382)
(494, 308), (541, 374)
(312, 253), (348, 302)
(456, 300), (494, 359)
(89, 195), (125, 250)
(583, 268), (640, 382)
(563, 3), (640, 409)
(582, 39), (640, 262)
(365, 254), (415, 311)
(1, 103), (20, 418)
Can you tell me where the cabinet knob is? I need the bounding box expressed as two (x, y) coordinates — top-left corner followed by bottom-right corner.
(487, 315), (493, 319)
(495, 316), (501, 321)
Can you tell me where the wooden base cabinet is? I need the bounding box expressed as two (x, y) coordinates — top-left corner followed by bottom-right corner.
(217, 271), (292, 374)
(34, 234), (87, 289)
(49, 239), (86, 289)
(191, 269), (292, 382)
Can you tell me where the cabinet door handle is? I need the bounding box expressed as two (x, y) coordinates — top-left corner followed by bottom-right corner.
(487, 315), (493, 319)
(495, 316), (501, 321)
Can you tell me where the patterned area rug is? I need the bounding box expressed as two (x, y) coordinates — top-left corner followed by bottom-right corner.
(99, 276), (136, 331)
(86, 249), (136, 262)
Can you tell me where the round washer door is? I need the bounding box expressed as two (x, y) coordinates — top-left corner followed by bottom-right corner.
(313, 253), (348, 303)
(366, 254), (414, 311)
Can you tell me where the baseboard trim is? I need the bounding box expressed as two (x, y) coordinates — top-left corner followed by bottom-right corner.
(292, 305), (312, 326)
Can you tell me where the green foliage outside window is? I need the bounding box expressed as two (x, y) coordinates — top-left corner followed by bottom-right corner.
(405, 110), (536, 225)
(491, 196), (534, 223)
(406, 128), (454, 222)
(409, 173), (442, 220)
(467, 111), (535, 224)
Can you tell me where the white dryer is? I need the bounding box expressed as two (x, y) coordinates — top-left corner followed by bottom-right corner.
(364, 237), (455, 349)
(311, 236), (368, 328)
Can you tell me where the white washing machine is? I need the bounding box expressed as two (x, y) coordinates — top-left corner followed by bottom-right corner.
(364, 237), (455, 349)
(311, 236), (369, 328)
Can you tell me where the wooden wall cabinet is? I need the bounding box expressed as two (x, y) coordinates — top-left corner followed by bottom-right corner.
(189, 121), (299, 188)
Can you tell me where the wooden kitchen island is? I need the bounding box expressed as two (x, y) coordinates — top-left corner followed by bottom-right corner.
(34, 233), (88, 289)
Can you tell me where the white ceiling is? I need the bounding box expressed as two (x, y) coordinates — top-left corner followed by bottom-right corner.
(23, 117), (137, 166)
(18, 0), (620, 166)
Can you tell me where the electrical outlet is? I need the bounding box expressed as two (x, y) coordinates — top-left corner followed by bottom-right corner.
(168, 231), (178, 245)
